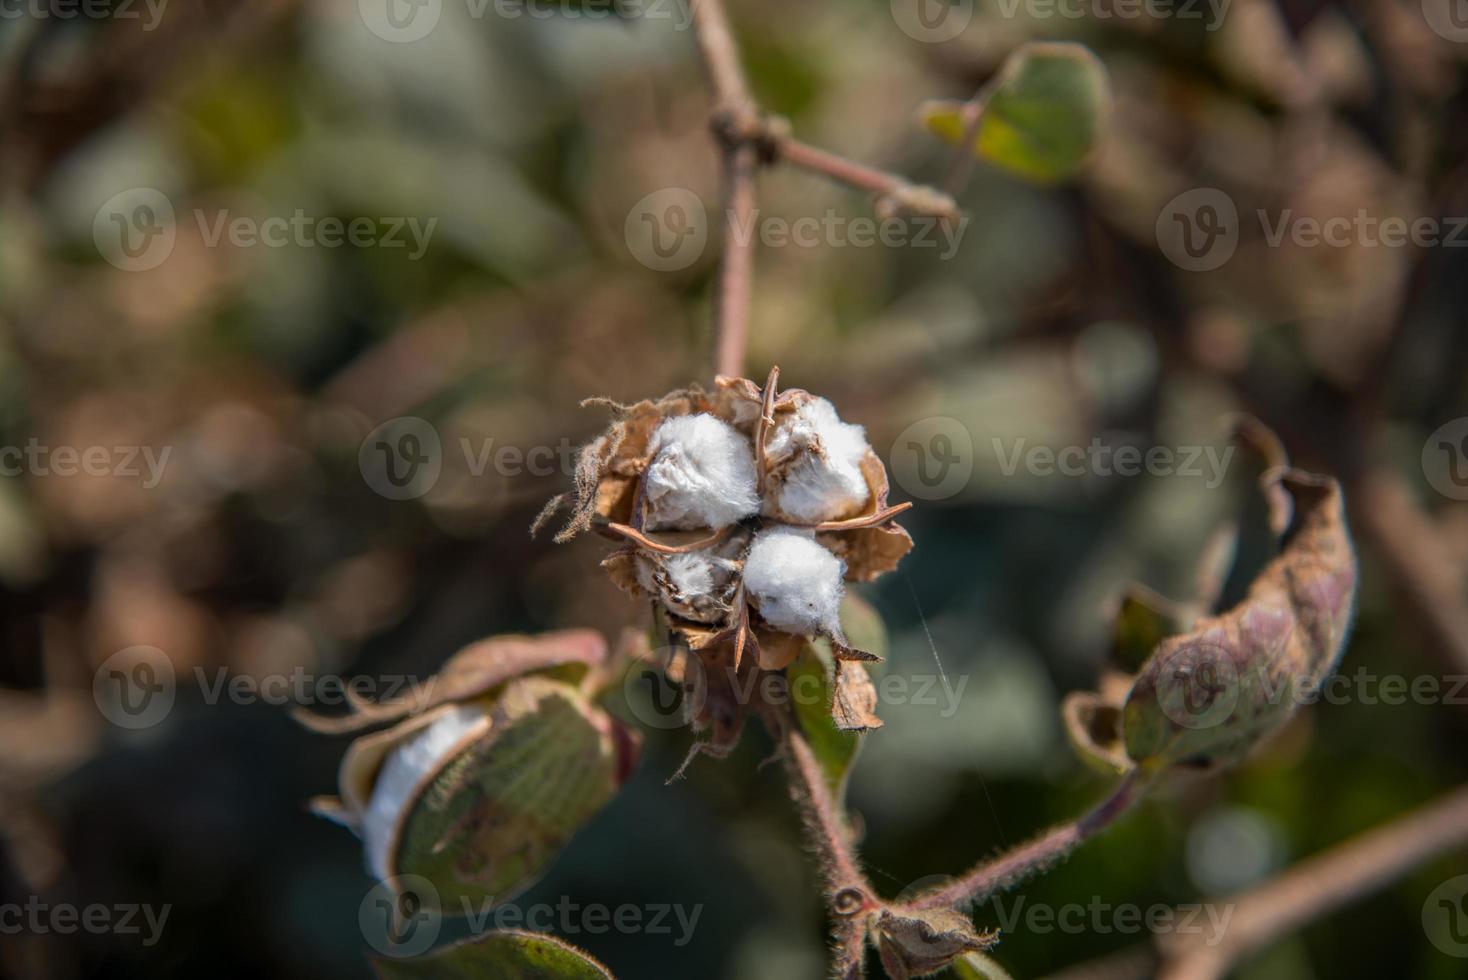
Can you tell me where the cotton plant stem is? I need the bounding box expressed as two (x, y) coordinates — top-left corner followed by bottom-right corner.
(772, 135), (959, 219)
(782, 727), (879, 978)
(713, 141), (758, 379)
(910, 771), (1149, 912)
(687, 0), (960, 378)
(689, 0), (758, 381)
(783, 726), (872, 901)
(1156, 783), (1468, 980)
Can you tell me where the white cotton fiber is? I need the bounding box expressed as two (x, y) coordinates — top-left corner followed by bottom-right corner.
(742, 527), (846, 638)
(363, 704), (488, 881)
(764, 398), (871, 523)
(644, 414), (761, 531)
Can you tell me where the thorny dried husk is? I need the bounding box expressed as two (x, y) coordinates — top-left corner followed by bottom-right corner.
(536, 369), (912, 760)
(1064, 425), (1357, 777)
(874, 906), (999, 979)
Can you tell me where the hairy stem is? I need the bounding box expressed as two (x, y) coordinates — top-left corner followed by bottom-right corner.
(911, 771), (1149, 911)
(782, 725), (878, 978)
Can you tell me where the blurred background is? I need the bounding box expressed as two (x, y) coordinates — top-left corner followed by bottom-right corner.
(2, 0), (1468, 977)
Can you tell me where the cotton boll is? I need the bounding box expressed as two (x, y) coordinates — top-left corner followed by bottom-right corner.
(743, 527), (846, 638)
(635, 535), (745, 624)
(363, 704), (488, 881)
(644, 414), (761, 531)
(763, 398), (872, 524)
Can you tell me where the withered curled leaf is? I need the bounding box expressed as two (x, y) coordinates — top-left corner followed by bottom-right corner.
(1122, 468), (1356, 774)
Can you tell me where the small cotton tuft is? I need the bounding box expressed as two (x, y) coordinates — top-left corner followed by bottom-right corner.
(644, 414), (761, 531)
(764, 398), (871, 523)
(363, 704), (487, 881)
(742, 527), (846, 638)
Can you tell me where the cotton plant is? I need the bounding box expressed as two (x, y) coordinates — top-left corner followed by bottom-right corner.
(534, 368), (912, 756)
(288, 9), (1414, 978)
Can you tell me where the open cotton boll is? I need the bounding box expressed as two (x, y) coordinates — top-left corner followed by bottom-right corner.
(635, 539), (744, 624)
(743, 527), (846, 638)
(362, 704), (488, 881)
(764, 398), (871, 524)
(643, 414), (761, 531)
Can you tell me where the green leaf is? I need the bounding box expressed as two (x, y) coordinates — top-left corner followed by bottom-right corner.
(1111, 586), (1185, 674)
(839, 592), (889, 664)
(789, 595), (889, 801)
(921, 42), (1110, 184)
(950, 951), (1016, 980)
(392, 678), (630, 911)
(373, 929), (612, 980)
(1060, 691), (1131, 775)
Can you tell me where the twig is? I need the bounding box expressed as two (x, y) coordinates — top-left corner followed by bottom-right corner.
(690, 0), (758, 380)
(687, 0), (960, 378)
(1156, 783), (1468, 980)
(771, 134), (958, 219)
(910, 772), (1149, 911)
